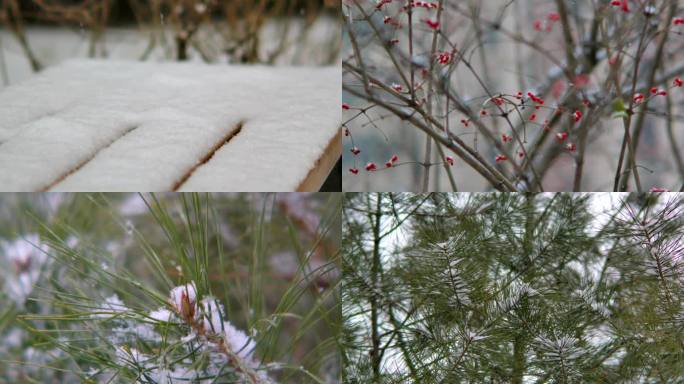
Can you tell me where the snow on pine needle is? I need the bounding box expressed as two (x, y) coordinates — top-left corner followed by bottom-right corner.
(535, 335), (583, 361)
(416, 234), (473, 307)
(0, 193), (340, 383)
(97, 281), (272, 384)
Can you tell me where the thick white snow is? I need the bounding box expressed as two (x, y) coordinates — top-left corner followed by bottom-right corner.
(199, 297), (225, 333)
(149, 308), (174, 322)
(0, 59), (340, 191)
(222, 320), (256, 363)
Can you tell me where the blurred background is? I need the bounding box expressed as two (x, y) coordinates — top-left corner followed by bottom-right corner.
(0, 0), (340, 83)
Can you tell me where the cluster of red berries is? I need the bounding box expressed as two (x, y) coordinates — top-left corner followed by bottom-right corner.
(533, 12), (561, 32)
(495, 154), (508, 163)
(527, 92), (545, 105)
(385, 154), (400, 168)
(632, 77), (682, 105)
(650, 87), (667, 96)
(406, 1), (439, 9)
(610, 0), (629, 13)
(375, 0), (393, 10)
(384, 16), (402, 28)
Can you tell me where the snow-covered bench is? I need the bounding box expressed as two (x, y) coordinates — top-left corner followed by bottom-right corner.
(0, 60), (340, 191)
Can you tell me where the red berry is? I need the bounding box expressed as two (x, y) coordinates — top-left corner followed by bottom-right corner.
(495, 154), (508, 163)
(533, 19), (543, 32)
(674, 77), (683, 87)
(350, 147), (361, 155)
(424, 19), (440, 30)
(437, 51), (452, 65)
(611, 0), (629, 12)
(556, 132), (568, 142)
(566, 143), (576, 152)
(349, 168), (359, 174)
(573, 110), (582, 123)
(390, 154), (399, 163)
(342, 103), (350, 110)
(608, 55), (618, 65)
(445, 156), (454, 166)
(365, 162), (377, 171)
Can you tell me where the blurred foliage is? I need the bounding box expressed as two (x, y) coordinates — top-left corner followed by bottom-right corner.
(1, 0), (340, 65)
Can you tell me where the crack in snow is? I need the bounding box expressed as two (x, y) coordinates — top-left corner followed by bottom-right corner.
(40, 124), (139, 191)
(171, 120), (244, 191)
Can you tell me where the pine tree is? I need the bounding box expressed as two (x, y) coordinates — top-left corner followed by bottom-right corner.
(0, 193), (341, 383)
(342, 193), (684, 383)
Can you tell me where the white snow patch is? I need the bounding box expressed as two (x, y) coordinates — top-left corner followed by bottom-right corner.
(223, 321), (256, 363)
(0, 59), (339, 191)
(119, 194), (149, 216)
(149, 308), (174, 322)
(1, 328), (24, 350)
(199, 297), (225, 333)
(93, 294), (128, 318)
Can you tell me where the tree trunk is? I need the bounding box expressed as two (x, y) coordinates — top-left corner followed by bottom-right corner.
(370, 194), (382, 380)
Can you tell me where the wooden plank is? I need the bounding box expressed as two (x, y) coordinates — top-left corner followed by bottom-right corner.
(297, 130), (341, 191)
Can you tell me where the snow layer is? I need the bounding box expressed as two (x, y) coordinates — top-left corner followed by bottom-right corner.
(223, 321), (256, 363)
(0, 59), (340, 191)
(149, 308), (174, 322)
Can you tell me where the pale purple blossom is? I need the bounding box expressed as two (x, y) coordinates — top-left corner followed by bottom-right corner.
(1, 234), (49, 308)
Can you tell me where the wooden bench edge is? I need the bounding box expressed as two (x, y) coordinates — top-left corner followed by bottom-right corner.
(296, 129), (341, 192)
